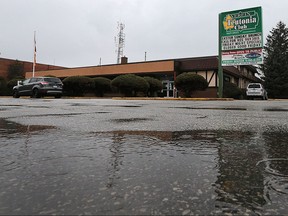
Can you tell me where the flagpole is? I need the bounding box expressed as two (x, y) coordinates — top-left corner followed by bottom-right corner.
(32, 31), (36, 77)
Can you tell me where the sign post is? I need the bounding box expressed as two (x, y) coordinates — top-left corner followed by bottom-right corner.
(218, 13), (224, 98)
(218, 7), (263, 97)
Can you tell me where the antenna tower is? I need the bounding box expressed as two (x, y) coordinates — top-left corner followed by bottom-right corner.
(115, 22), (125, 64)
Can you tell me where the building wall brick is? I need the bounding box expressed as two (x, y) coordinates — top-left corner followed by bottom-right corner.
(0, 58), (66, 80)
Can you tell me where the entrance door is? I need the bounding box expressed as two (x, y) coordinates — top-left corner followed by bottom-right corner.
(162, 80), (176, 98)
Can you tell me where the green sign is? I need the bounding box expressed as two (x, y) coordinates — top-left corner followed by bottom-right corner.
(218, 7), (263, 98)
(219, 7), (263, 66)
(220, 7), (262, 37)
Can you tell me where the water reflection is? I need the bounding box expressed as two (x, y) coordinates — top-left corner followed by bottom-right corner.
(215, 131), (266, 214)
(260, 131), (288, 206)
(0, 119), (57, 173)
(100, 130), (288, 215)
(262, 131), (288, 176)
(0, 118), (55, 136)
(1, 121), (288, 215)
(106, 134), (125, 188)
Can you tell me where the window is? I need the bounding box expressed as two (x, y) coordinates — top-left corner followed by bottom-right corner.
(29, 78), (37, 83)
(44, 78), (62, 83)
(224, 76), (230, 82)
(23, 79), (30, 85)
(248, 83), (261, 88)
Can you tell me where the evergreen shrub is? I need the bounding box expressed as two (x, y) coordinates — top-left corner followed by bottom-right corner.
(111, 74), (149, 97)
(0, 77), (7, 96)
(63, 76), (94, 96)
(175, 73), (208, 97)
(92, 77), (111, 97)
(223, 81), (243, 99)
(143, 76), (162, 97)
(6, 78), (25, 96)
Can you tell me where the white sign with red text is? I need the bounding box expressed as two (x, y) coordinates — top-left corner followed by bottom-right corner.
(222, 48), (263, 66)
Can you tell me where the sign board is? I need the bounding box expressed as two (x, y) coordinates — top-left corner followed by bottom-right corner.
(219, 7), (263, 66)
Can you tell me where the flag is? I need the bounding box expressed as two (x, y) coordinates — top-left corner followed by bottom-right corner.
(33, 31), (36, 77)
(33, 31), (36, 64)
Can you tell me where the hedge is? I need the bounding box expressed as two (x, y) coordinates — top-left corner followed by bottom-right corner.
(0, 77), (7, 96)
(143, 76), (163, 97)
(175, 73), (208, 97)
(63, 76), (94, 96)
(111, 74), (149, 97)
(92, 77), (111, 97)
(223, 81), (243, 99)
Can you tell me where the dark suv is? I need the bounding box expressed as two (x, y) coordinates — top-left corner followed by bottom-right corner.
(13, 77), (63, 98)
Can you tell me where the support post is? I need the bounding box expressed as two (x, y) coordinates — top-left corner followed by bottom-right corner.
(218, 13), (223, 98)
(32, 31), (36, 77)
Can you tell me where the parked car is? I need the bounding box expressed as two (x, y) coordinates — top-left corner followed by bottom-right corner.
(246, 83), (268, 100)
(13, 77), (63, 98)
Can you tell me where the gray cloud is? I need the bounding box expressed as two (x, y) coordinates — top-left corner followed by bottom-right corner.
(1, 0), (287, 67)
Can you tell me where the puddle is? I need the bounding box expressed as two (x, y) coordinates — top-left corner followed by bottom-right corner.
(111, 118), (151, 123)
(264, 108), (288, 112)
(6, 112), (111, 119)
(0, 104), (23, 107)
(70, 103), (98, 107)
(24, 106), (51, 109)
(0, 118), (56, 136)
(1, 127), (288, 215)
(175, 107), (247, 111)
(70, 104), (142, 108)
(0, 104), (23, 111)
(99, 130), (221, 143)
(104, 105), (143, 108)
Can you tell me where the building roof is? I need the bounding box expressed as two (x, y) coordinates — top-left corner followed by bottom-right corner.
(22, 55), (261, 83)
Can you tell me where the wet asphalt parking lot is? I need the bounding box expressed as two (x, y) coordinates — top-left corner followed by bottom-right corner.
(0, 98), (288, 215)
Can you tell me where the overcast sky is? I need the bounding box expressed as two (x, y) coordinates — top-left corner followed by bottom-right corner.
(1, 0), (287, 67)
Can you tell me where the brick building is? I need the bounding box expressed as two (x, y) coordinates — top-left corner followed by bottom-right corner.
(25, 56), (261, 98)
(0, 57), (66, 80)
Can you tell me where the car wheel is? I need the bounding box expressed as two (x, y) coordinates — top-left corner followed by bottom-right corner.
(55, 95), (62, 99)
(13, 90), (20, 98)
(32, 89), (41, 98)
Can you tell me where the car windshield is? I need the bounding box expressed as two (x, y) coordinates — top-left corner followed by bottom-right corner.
(248, 84), (261, 88)
(44, 78), (62, 83)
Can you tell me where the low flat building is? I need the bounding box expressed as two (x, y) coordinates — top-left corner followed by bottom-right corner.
(0, 57), (66, 80)
(24, 56), (261, 98)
